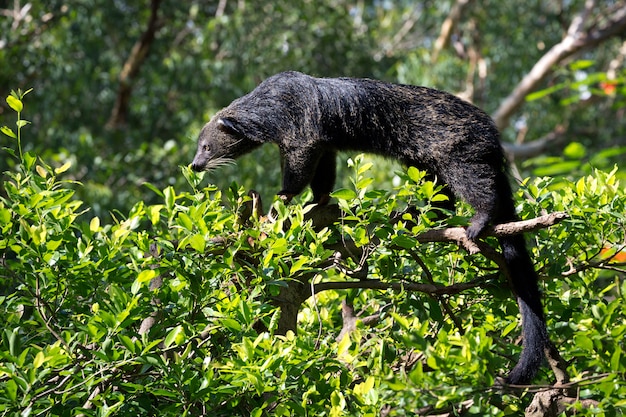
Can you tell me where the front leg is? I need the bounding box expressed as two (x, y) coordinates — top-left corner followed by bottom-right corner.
(278, 146), (323, 201)
(310, 151), (337, 205)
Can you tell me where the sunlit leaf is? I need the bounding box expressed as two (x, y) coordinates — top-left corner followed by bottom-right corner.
(331, 188), (357, 200)
(0, 125), (16, 139)
(6, 95), (23, 112)
(54, 161), (72, 174)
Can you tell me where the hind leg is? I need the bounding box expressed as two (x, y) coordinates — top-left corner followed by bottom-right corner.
(442, 163), (500, 240)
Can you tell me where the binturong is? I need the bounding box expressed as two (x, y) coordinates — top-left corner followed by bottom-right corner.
(191, 71), (550, 385)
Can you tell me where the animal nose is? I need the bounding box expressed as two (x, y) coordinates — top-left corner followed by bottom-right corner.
(191, 162), (201, 172)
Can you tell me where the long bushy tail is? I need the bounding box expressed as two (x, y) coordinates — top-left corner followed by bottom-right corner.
(490, 171), (549, 385)
(498, 233), (549, 384)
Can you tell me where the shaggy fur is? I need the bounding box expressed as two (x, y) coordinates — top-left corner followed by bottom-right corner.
(192, 71), (549, 384)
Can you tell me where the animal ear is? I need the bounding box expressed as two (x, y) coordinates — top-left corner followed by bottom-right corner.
(217, 116), (265, 143)
(217, 117), (244, 136)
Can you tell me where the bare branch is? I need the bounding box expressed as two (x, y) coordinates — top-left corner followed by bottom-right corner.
(431, 0), (474, 63)
(492, 3), (626, 130)
(314, 275), (494, 296)
(502, 125), (569, 160)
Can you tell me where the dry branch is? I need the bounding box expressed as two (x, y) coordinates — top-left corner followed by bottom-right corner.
(492, 2), (626, 130)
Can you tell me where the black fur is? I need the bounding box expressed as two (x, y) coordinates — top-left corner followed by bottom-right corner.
(192, 71), (549, 384)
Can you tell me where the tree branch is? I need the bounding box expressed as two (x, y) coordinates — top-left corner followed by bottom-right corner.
(492, 2), (626, 130)
(106, 0), (163, 129)
(314, 274), (494, 296)
(431, 0), (474, 63)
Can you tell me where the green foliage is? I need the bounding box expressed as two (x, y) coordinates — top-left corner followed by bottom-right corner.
(1, 95), (625, 415)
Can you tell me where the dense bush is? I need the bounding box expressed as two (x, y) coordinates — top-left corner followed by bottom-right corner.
(1, 93), (625, 416)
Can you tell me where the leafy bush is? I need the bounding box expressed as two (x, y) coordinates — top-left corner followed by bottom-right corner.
(1, 92), (625, 416)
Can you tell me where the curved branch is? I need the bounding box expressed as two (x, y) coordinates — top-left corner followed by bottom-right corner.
(492, 2), (626, 130)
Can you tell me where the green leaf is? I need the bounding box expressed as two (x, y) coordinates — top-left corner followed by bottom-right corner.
(33, 351), (45, 369)
(4, 379), (17, 401)
(137, 269), (157, 283)
(149, 205), (163, 225)
(164, 186), (176, 211)
(164, 325), (184, 348)
(563, 142), (586, 159)
(221, 318), (242, 332)
(6, 95), (23, 112)
(0, 125), (16, 139)
(119, 335), (137, 354)
(54, 161), (72, 174)
(392, 234), (416, 249)
(143, 182), (165, 197)
(501, 321), (518, 337)
(569, 59), (595, 70)
(407, 166), (424, 183)
(90, 216), (100, 233)
(23, 152), (36, 171)
(610, 346), (622, 371)
(525, 82), (566, 101)
(189, 234), (206, 252)
(331, 188), (357, 200)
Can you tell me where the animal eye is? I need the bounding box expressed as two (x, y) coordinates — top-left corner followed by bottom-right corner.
(203, 144), (210, 151)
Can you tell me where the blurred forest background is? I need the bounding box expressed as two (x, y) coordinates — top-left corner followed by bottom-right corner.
(1, 0), (625, 218)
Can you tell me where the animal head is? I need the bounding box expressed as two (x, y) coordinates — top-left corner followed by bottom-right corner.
(191, 116), (263, 172)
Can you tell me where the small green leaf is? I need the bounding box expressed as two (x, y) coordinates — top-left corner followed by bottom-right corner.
(563, 142), (586, 159)
(501, 321), (518, 337)
(610, 346), (622, 371)
(33, 351), (45, 369)
(189, 234), (206, 252)
(164, 186), (176, 211)
(143, 182), (165, 197)
(119, 335), (136, 354)
(90, 217), (100, 233)
(407, 166), (424, 183)
(164, 325), (184, 348)
(1, 125), (16, 139)
(221, 318), (242, 332)
(137, 269), (157, 283)
(331, 188), (357, 200)
(569, 59), (594, 70)
(5, 379), (17, 401)
(149, 205), (163, 225)
(6, 95), (23, 112)
(54, 161), (72, 174)
(23, 152), (36, 171)
(392, 234), (417, 249)
(35, 165), (48, 178)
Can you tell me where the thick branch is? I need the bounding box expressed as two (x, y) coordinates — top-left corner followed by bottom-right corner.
(492, 2), (626, 130)
(106, 0), (163, 129)
(314, 275), (493, 296)
(414, 211), (569, 246)
(502, 124), (569, 160)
